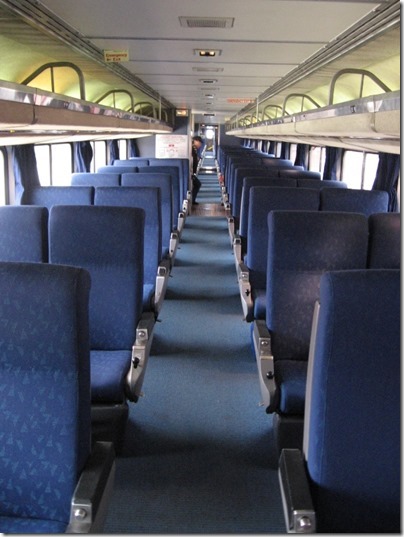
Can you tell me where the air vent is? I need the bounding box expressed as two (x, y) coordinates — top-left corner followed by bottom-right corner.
(200, 79), (218, 84)
(179, 16), (234, 28)
(192, 67), (224, 73)
(204, 113), (216, 116)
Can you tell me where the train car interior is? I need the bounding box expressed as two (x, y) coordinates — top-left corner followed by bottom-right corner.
(0, 0), (400, 533)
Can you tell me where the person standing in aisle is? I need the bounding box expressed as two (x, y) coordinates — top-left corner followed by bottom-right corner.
(191, 136), (203, 205)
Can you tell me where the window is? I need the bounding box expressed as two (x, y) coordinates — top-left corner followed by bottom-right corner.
(35, 145), (51, 186)
(342, 150), (379, 190)
(289, 144), (297, 165)
(91, 141), (107, 171)
(308, 146), (326, 176)
(119, 139), (128, 159)
(51, 144), (72, 186)
(35, 143), (73, 186)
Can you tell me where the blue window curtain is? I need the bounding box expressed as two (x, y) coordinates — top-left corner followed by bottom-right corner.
(73, 141), (93, 172)
(12, 144), (40, 204)
(280, 142), (290, 160)
(295, 144), (309, 169)
(323, 147), (343, 181)
(129, 139), (139, 158)
(372, 152), (400, 212)
(268, 141), (276, 156)
(108, 140), (119, 163)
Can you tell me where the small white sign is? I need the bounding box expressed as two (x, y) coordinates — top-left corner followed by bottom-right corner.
(155, 135), (189, 158)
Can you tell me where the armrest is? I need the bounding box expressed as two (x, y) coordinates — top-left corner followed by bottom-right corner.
(126, 311), (156, 401)
(233, 235), (242, 267)
(154, 258), (171, 316)
(252, 319), (278, 412)
(278, 449), (316, 533)
(68, 441), (116, 533)
(237, 261), (253, 321)
(169, 230), (179, 263)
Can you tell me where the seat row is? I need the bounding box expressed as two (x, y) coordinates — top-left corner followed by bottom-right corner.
(249, 210), (400, 453)
(236, 186), (392, 321)
(0, 204), (156, 452)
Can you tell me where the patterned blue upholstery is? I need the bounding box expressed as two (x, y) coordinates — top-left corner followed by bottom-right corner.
(113, 158), (149, 167)
(320, 187), (389, 215)
(247, 188), (320, 321)
(239, 176), (297, 239)
(266, 211), (368, 414)
(148, 158), (190, 206)
(97, 165), (138, 174)
(121, 172), (173, 257)
(298, 178), (347, 189)
(94, 186), (162, 311)
(0, 262), (91, 533)
(21, 186), (94, 208)
(279, 169), (321, 180)
(367, 212), (401, 268)
(0, 206), (48, 262)
(71, 172), (120, 186)
(138, 166), (181, 220)
(49, 205), (145, 403)
(306, 269), (400, 532)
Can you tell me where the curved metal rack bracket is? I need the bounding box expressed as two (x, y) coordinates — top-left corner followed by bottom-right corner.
(96, 89), (135, 112)
(282, 93), (321, 116)
(329, 68), (391, 105)
(21, 61), (86, 100)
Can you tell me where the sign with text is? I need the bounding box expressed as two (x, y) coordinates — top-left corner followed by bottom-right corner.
(155, 134), (189, 158)
(104, 50), (129, 62)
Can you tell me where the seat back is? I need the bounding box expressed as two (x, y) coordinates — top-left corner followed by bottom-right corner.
(148, 158), (190, 204)
(305, 269), (400, 532)
(298, 178), (347, 189)
(279, 169), (321, 180)
(97, 165), (138, 174)
(0, 205), (48, 262)
(320, 187), (389, 215)
(138, 165), (181, 219)
(267, 211), (369, 363)
(113, 158), (150, 167)
(21, 186), (94, 208)
(49, 205), (144, 351)
(71, 172), (120, 186)
(367, 212), (401, 268)
(94, 186), (162, 287)
(0, 261), (91, 532)
(247, 188), (320, 289)
(239, 176), (297, 239)
(121, 172), (173, 254)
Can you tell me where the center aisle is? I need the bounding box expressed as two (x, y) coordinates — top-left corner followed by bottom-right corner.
(103, 156), (285, 533)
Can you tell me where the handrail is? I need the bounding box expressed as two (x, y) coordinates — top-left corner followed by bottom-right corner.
(329, 68), (391, 105)
(21, 61), (86, 100)
(96, 89), (135, 111)
(282, 93), (321, 115)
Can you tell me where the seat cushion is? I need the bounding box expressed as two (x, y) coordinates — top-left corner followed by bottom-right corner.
(91, 350), (132, 403)
(275, 360), (308, 414)
(0, 515), (67, 534)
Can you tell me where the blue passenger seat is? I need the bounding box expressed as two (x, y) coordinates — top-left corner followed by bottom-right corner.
(94, 186), (170, 316)
(49, 205), (155, 452)
(298, 178), (347, 189)
(238, 188), (320, 322)
(0, 262), (115, 533)
(97, 165), (138, 174)
(113, 158), (150, 167)
(320, 187), (389, 215)
(121, 172), (177, 263)
(71, 172), (120, 186)
(0, 205), (48, 262)
(21, 185), (94, 208)
(367, 212), (401, 268)
(279, 269), (400, 533)
(252, 211), (369, 452)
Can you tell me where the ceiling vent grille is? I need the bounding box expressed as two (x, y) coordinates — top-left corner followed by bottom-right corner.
(179, 16), (234, 29)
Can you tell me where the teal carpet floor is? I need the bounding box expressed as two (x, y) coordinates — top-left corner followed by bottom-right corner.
(103, 157), (285, 533)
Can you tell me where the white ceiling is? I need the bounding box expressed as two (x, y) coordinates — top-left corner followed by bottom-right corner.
(39, 0), (386, 123)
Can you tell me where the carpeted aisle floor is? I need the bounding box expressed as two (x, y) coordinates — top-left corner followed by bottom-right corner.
(103, 155), (285, 534)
